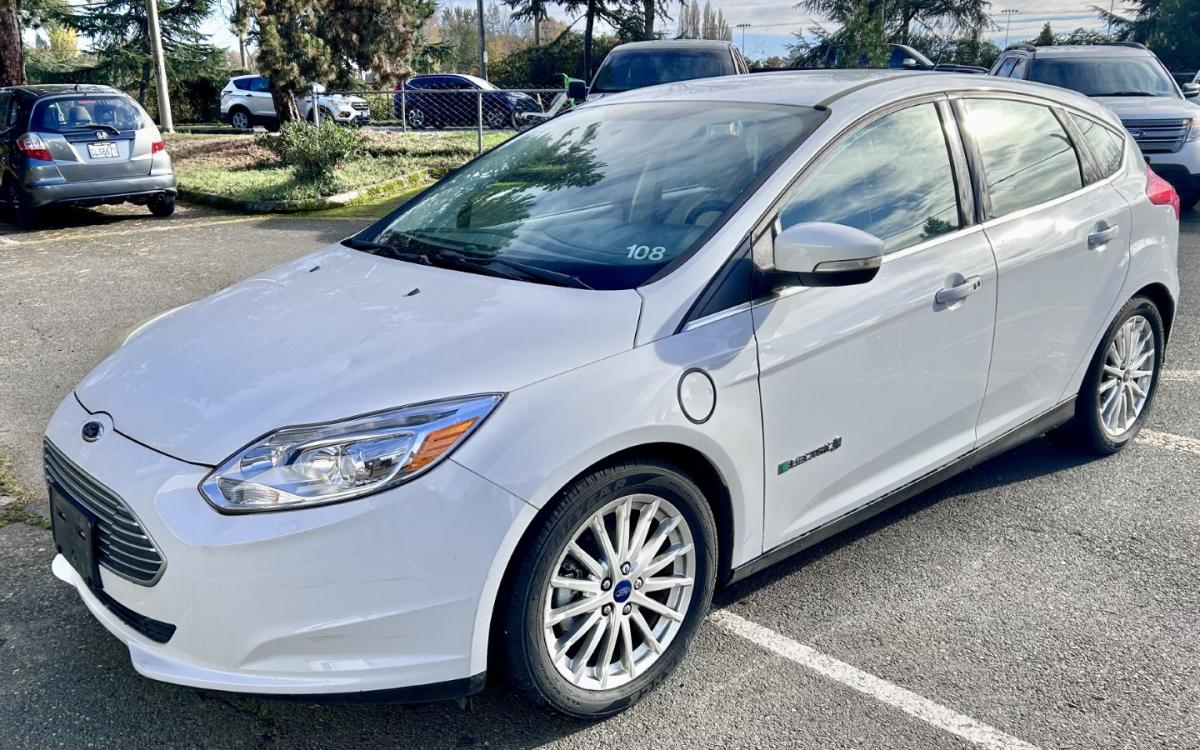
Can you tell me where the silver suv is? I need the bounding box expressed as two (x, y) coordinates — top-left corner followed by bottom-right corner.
(991, 43), (1200, 209)
(0, 84), (176, 228)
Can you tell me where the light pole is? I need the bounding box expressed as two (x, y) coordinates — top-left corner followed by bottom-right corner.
(1001, 8), (1019, 49)
(736, 23), (750, 52)
(476, 0), (487, 80)
(145, 0), (172, 132)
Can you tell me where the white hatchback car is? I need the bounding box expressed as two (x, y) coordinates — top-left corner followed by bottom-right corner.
(46, 71), (1179, 719)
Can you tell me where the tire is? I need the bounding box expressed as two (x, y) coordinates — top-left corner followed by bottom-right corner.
(1053, 296), (1164, 454)
(148, 193), (175, 218)
(501, 460), (717, 720)
(229, 108), (251, 130)
(1178, 181), (1198, 213)
(4, 180), (38, 229)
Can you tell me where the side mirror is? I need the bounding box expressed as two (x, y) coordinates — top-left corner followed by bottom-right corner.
(1182, 82), (1199, 99)
(773, 222), (883, 287)
(901, 57), (919, 70)
(567, 80), (588, 103)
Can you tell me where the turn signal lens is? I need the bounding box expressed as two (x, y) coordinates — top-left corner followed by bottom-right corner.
(1145, 164), (1180, 219)
(408, 419), (477, 471)
(151, 141), (166, 154)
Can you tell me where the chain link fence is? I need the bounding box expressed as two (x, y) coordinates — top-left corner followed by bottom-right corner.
(320, 87), (569, 153)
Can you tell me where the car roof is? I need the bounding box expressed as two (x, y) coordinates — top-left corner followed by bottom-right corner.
(1010, 44), (1152, 58)
(610, 39), (735, 52)
(1, 84), (121, 98)
(590, 69), (1110, 119)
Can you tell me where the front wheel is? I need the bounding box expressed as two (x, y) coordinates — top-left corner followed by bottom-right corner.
(1054, 296), (1164, 454)
(501, 460), (717, 719)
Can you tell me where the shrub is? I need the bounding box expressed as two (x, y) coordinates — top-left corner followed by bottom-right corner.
(257, 121), (366, 190)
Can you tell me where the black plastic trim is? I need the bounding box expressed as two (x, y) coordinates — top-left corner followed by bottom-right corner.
(232, 672), (487, 705)
(728, 397), (1077, 584)
(95, 589), (177, 643)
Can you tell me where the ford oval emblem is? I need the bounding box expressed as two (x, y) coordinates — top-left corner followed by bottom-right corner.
(613, 579), (632, 603)
(81, 421), (104, 442)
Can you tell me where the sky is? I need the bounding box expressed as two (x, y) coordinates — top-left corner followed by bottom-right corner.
(194, 1), (1133, 65)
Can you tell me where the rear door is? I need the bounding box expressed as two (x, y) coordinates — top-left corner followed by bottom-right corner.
(957, 96), (1131, 442)
(33, 95), (153, 181)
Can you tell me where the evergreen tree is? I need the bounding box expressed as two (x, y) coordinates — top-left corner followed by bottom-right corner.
(59, 0), (217, 105)
(1099, 0), (1199, 72)
(1034, 21), (1054, 46)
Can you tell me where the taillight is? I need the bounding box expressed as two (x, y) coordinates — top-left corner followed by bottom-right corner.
(151, 141), (165, 154)
(16, 132), (52, 161)
(1145, 164), (1180, 219)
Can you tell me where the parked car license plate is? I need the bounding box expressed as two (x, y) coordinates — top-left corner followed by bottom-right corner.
(87, 142), (120, 159)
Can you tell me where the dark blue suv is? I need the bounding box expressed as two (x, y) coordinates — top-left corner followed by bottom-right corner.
(393, 74), (541, 130)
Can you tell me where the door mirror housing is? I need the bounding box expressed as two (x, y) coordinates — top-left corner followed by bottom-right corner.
(901, 57), (919, 70)
(567, 79), (588, 103)
(772, 222), (884, 287)
(1182, 83), (1199, 99)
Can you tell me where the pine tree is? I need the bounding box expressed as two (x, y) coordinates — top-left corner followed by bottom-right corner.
(1034, 21), (1054, 46)
(1100, 0), (1199, 71)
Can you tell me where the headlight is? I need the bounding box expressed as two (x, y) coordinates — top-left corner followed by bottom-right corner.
(1187, 120), (1200, 142)
(200, 394), (502, 513)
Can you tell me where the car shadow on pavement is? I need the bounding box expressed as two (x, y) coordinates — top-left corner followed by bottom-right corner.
(716, 436), (1098, 606)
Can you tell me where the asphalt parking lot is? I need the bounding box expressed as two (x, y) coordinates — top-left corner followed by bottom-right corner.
(1, 204), (1198, 749)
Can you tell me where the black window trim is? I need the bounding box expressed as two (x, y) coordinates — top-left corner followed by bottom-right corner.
(1065, 111), (1128, 183)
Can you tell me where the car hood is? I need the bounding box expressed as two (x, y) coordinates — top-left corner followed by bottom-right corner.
(1091, 96), (1200, 121)
(320, 93), (367, 105)
(76, 244), (642, 465)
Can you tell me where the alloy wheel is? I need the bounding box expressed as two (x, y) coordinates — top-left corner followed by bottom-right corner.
(231, 111), (250, 130)
(542, 493), (696, 691)
(1098, 314), (1156, 437)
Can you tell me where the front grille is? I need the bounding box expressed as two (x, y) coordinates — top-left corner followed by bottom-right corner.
(351, 102), (369, 111)
(1120, 118), (1191, 154)
(43, 440), (166, 586)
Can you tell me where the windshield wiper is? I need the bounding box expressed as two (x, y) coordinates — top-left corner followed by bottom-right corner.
(343, 237), (593, 289)
(1091, 91), (1159, 97)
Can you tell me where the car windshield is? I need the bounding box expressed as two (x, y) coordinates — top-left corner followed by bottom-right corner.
(1028, 57), (1179, 98)
(32, 96), (143, 133)
(592, 50), (732, 93)
(351, 101), (822, 290)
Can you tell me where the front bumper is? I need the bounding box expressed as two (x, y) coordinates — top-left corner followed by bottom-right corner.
(25, 173), (177, 209)
(46, 394), (536, 696)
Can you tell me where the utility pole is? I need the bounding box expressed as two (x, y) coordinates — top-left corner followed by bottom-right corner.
(1106, 0), (1115, 36)
(1001, 8), (1019, 49)
(476, 0), (487, 80)
(146, 0), (173, 132)
(736, 23), (750, 52)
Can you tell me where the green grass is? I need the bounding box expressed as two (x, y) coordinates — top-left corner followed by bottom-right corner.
(172, 130), (512, 208)
(0, 454), (47, 530)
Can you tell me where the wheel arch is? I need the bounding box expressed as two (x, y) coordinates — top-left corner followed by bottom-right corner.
(1134, 282), (1176, 343)
(484, 440), (736, 676)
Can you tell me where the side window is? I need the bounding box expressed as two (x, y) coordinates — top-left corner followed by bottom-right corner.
(1071, 114), (1124, 179)
(995, 57), (1018, 77)
(962, 99), (1083, 218)
(1010, 57), (1028, 79)
(778, 103), (962, 254)
(250, 77), (271, 92)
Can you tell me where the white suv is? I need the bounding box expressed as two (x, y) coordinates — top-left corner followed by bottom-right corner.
(47, 71), (1179, 719)
(991, 43), (1200, 209)
(219, 75), (370, 130)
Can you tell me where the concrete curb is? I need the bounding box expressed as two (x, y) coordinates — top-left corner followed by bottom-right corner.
(178, 171), (428, 214)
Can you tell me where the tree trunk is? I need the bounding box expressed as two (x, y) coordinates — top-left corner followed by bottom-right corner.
(533, 19), (540, 46)
(583, 0), (595, 80)
(272, 89), (300, 123)
(0, 3), (25, 87)
(643, 0), (655, 39)
(138, 61), (151, 106)
(239, 33), (247, 67)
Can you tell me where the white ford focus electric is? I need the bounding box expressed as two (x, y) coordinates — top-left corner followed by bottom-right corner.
(46, 71), (1179, 718)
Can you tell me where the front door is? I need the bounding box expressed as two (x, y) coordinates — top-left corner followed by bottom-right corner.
(753, 99), (998, 549)
(956, 97), (1132, 443)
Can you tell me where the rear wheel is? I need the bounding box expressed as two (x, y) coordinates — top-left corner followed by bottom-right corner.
(485, 108), (510, 129)
(229, 108), (251, 130)
(148, 193), (175, 218)
(501, 460), (717, 719)
(3, 180), (38, 229)
(1054, 296), (1164, 454)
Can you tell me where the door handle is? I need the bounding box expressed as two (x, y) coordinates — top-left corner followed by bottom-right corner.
(935, 275), (982, 305)
(1088, 223), (1119, 248)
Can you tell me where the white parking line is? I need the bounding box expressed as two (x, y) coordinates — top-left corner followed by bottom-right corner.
(710, 610), (1043, 750)
(1136, 429), (1200, 457)
(1161, 370), (1200, 383)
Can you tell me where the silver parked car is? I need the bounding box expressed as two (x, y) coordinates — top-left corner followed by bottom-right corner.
(0, 84), (176, 228)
